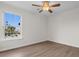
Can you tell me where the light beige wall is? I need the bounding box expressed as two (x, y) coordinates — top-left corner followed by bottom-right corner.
(0, 4), (48, 51)
(48, 8), (79, 48)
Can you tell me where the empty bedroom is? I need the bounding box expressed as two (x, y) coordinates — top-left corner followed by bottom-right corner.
(0, 1), (79, 57)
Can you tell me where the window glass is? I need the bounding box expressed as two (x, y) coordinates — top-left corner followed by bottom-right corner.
(4, 12), (22, 40)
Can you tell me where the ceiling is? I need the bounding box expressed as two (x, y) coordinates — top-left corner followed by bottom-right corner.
(2, 1), (79, 16)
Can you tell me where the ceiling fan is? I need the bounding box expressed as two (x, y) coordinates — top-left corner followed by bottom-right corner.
(32, 1), (60, 13)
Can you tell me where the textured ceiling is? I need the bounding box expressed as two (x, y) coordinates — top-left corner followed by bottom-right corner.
(2, 1), (79, 16)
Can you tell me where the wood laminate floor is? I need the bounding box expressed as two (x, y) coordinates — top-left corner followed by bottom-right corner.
(0, 41), (79, 57)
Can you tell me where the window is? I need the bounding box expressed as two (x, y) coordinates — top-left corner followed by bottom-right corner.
(4, 12), (22, 40)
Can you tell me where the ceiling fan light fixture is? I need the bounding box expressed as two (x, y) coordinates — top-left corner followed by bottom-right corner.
(42, 1), (49, 11)
(43, 6), (49, 11)
(32, 1), (60, 13)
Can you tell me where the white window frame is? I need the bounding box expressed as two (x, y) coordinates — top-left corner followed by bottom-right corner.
(2, 11), (22, 40)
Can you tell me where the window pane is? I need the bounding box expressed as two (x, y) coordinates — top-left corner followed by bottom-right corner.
(4, 12), (22, 40)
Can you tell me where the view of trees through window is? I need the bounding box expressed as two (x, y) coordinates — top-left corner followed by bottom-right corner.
(4, 12), (21, 38)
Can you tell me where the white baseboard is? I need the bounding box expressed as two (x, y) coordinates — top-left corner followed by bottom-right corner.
(0, 39), (46, 52)
(49, 40), (79, 48)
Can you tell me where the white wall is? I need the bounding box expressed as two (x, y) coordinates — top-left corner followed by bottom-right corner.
(48, 8), (79, 48)
(0, 4), (48, 51)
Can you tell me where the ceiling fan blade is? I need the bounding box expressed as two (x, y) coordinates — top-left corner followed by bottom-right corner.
(48, 9), (53, 13)
(39, 10), (43, 13)
(50, 3), (60, 7)
(32, 4), (41, 7)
